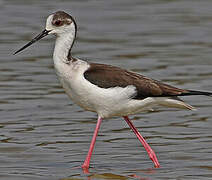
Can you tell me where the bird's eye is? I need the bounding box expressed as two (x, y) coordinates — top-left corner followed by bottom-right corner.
(54, 20), (62, 26)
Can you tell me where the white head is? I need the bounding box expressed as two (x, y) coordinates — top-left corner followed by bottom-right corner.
(14, 11), (77, 54)
(46, 11), (77, 37)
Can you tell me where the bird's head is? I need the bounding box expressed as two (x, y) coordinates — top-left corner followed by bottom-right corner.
(14, 11), (77, 54)
(46, 11), (76, 36)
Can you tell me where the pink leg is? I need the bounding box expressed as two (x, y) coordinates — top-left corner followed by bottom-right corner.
(82, 116), (103, 169)
(123, 116), (160, 168)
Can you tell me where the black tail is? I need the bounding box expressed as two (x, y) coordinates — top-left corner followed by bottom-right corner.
(180, 90), (212, 97)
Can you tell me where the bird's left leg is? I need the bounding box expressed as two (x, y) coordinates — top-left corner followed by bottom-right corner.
(123, 116), (160, 168)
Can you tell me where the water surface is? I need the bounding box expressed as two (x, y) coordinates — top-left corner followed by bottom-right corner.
(1, 0), (212, 179)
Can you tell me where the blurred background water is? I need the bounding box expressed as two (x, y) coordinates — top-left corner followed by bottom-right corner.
(1, 0), (212, 179)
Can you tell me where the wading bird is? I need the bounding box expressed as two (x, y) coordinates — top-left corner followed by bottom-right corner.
(14, 11), (212, 169)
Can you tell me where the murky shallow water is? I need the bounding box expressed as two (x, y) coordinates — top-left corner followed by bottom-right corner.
(1, 0), (212, 179)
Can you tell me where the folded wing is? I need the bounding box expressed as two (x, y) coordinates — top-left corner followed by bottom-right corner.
(84, 63), (190, 100)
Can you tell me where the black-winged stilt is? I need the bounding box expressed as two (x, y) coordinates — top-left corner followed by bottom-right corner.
(14, 11), (212, 169)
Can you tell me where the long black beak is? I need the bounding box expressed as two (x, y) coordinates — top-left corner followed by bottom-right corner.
(14, 29), (51, 55)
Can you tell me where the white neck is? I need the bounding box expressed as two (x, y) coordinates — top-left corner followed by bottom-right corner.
(53, 28), (75, 64)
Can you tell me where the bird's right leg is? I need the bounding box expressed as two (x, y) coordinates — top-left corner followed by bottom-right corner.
(82, 116), (103, 169)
